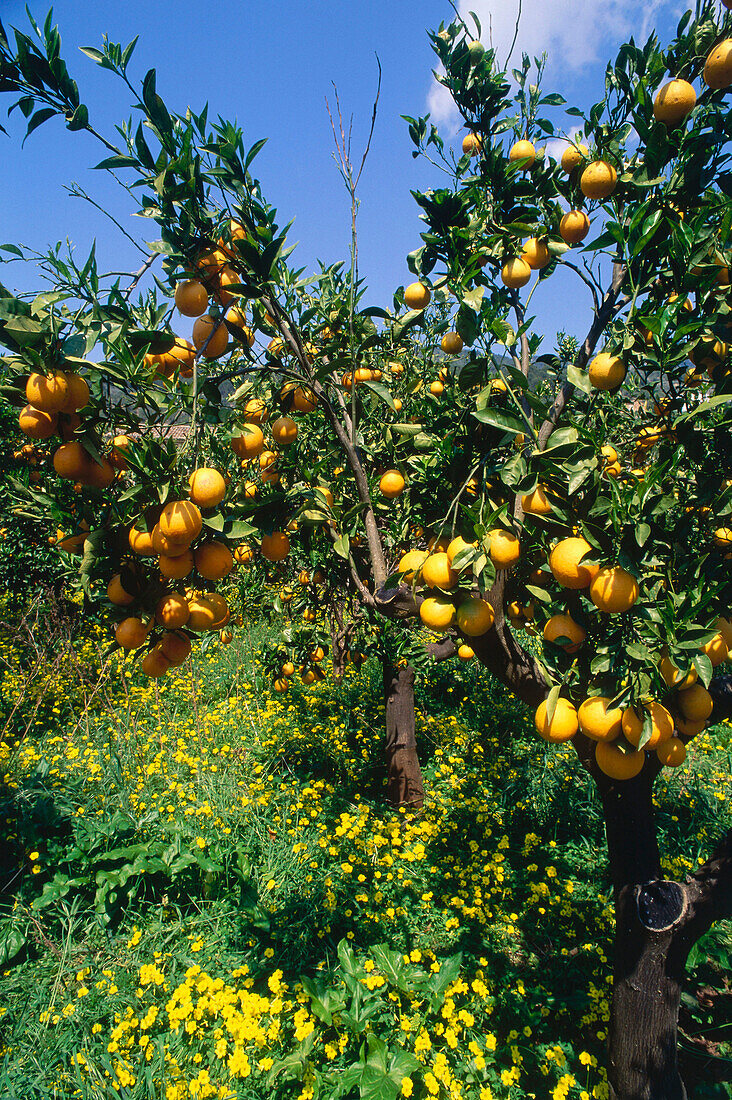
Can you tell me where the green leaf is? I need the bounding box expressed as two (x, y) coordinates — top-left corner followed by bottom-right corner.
(472, 407), (524, 433)
(362, 381), (396, 410)
(545, 684), (560, 725)
(566, 364), (591, 393)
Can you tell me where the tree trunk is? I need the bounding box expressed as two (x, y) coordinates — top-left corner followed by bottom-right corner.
(382, 660), (424, 809)
(598, 767), (732, 1100)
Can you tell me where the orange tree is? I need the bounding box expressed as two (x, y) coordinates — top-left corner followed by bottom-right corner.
(1, 4), (732, 1095)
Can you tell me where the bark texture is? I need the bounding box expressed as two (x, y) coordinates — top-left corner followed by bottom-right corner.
(382, 660), (424, 809)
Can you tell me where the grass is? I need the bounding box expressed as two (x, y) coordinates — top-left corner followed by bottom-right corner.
(0, 596), (730, 1099)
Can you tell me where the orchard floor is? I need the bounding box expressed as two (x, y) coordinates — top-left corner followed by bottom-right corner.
(0, 603), (730, 1100)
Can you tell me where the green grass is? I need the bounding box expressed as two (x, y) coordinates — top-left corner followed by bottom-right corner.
(0, 604), (730, 1099)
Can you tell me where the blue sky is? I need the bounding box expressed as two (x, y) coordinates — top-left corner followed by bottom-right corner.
(0, 0), (682, 354)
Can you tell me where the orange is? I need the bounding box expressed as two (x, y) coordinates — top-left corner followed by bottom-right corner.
(404, 282), (431, 310)
(194, 540), (234, 580)
(268, 337), (286, 358)
(441, 331), (464, 354)
(446, 536), (475, 563)
(232, 424), (264, 459)
(674, 714), (706, 737)
(559, 210), (590, 244)
(577, 696), (623, 741)
(588, 352), (626, 390)
(521, 486), (552, 515)
(653, 79), (696, 127)
(51, 440), (114, 488)
(704, 38), (732, 90)
(59, 373), (90, 412)
(292, 386), (317, 414)
(622, 701), (673, 749)
(397, 549), (428, 582)
(456, 598), (494, 636)
(713, 527), (732, 549)
(380, 470), (406, 499)
(281, 661), (295, 677)
(224, 306), (255, 347)
(313, 486), (334, 508)
(189, 467), (226, 509)
(656, 738), (687, 768)
(107, 575), (135, 606)
(488, 529), (520, 569)
(128, 526), (156, 556)
(141, 647), (170, 678)
(659, 652), (697, 690)
(259, 449), (278, 469)
(717, 615), (732, 649)
(261, 532), (290, 562)
(243, 398), (268, 423)
(501, 257), (531, 288)
(419, 596), (456, 632)
(160, 632), (192, 666)
(700, 631), (729, 666)
(169, 339), (196, 376)
(543, 614), (586, 654)
(560, 143), (588, 173)
(156, 592), (190, 629)
(521, 238), (551, 270)
(109, 435), (132, 470)
(115, 617), (150, 650)
(192, 315), (228, 359)
(206, 592), (230, 628)
(508, 139), (536, 167)
(677, 683), (713, 722)
(25, 371), (69, 413)
(174, 279), (208, 317)
(421, 552), (458, 590)
(234, 543), (254, 566)
(159, 500), (202, 544)
(187, 596), (217, 632)
(151, 524), (189, 556)
(273, 677), (290, 693)
(549, 537), (598, 589)
(19, 405), (57, 439)
(534, 697), (578, 742)
(271, 415), (298, 445)
(589, 567), (639, 613)
(430, 380), (445, 396)
(580, 160), (617, 200)
(219, 629), (233, 645)
(159, 550), (194, 580)
(457, 644), (474, 661)
(595, 739), (644, 780)
(462, 133), (482, 156)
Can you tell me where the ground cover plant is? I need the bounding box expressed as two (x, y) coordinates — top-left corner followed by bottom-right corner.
(0, 2), (730, 1096)
(0, 617), (730, 1099)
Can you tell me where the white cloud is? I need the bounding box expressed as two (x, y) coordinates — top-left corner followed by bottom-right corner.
(428, 0), (673, 129)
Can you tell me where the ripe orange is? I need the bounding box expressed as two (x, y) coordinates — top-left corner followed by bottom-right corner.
(261, 532), (290, 562)
(59, 373), (90, 412)
(441, 331), (464, 354)
(194, 540), (234, 581)
(159, 500), (202, 544)
(559, 210), (590, 245)
(174, 279), (208, 317)
(713, 527), (732, 549)
(192, 315), (228, 359)
(674, 713), (706, 737)
(488, 529), (520, 569)
(141, 647), (170, 678)
(521, 486), (552, 515)
(457, 643), (475, 661)
(187, 596), (217, 632)
(589, 567), (639, 613)
(19, 405), (57, 439)
(580, 160), (617, 201)
(234, 543), (254, 566)
(704, 39), (732, 90)
(243, 398), (268, 423)
(543, 614), (586, 653)
(115, 617), (150, 650)
(595, 739), (644, 780)
(622, 701), (673, 749)
(501, 257), (532, 288)
(419, 595), (456, 632)
(577, 696), (623, 741)
(107, 575), (135, 606)
(159, 550), (194, 580)
(156, 592), (190, 629)
(26, 371), (69, 413)
(430, 380), (445, 396)
(462, 133), (482, 156)
(169, 339), (197, 377)
(548, 537), (598, 589)
(52, 440), (114, 487)
(128, 526), (156, 556)
(534, 697), (578, 742)
(421, 552), (458, 590)
(160, 632), (192, 666)
(560, 143), (588, 173)
(653, 79), (696, 127)
(109, 435), (132, 471)
(588, 352), (626, 390)
(206, 592), (230, 628)
(397, 549), (428, 582)
(656, 738), (687, 768)
(231, 424), (264, 459)
(224, 306), (255, 347)
(659, 652), (697, 690)
(508, 139), (536, 167)
(380, 470), (406, 499)
(446, 536), (475, 563)
(189, 468), (226, 509)
(456, 598), (495, 637)
(521, 238), (551, 270)
(404, 282), (431, 309)
(677, 683), (713, 722)
(291, 386), (317, 414)
(700, 631), (729, 666)
(271, 416), (298, 445)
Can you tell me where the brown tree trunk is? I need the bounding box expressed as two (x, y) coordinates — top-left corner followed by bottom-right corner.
(382, 660), (424, 809)
(598, 768), (732, 1100)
